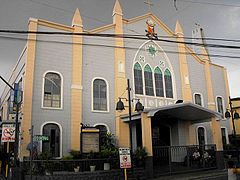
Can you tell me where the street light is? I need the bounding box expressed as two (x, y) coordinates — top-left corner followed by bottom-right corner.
(225, 96), (240, 137)
(225, 96), (240, 163)
(116, 79), (144, 152)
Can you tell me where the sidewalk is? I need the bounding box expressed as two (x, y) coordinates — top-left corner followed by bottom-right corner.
(153, 169), (228, 180)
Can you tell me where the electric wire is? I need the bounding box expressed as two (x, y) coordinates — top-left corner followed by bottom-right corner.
(1, 30), (240, 51)
(0, 33), (240, 59)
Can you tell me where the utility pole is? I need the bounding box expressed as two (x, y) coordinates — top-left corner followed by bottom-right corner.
(0, 76), (22, 167)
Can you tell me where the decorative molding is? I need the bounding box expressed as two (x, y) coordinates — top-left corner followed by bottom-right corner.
(40, 121), (63, 158)
(71, 84), (83, 90)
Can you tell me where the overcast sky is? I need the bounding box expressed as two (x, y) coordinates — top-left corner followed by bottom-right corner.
(0, 0), (239, 97)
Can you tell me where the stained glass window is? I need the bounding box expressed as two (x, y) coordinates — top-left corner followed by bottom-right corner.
(164, 69), (173, 98)
(154, 67), (164, 97)
(134, 63), (143, 95)
(144, 65), (154, 96)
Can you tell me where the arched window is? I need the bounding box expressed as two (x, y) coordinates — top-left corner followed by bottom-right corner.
(164, 69), (173, 98)
(43, 72), (61, 108)
(95, 124), (108, 147)
(154, 67), (164, 97)
(221, 127), (229, 146)
(42, 123), (60, 157)
(216, 96), (224, 114)
(194, 93), (202, 106)
(93, 79), (107, 111)
(144, 64), (154, 96)
(134, 63), (143, 95)
(197, 127), (206, 146)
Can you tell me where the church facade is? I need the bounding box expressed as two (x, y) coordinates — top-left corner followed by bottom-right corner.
(0, 0), (231, 168)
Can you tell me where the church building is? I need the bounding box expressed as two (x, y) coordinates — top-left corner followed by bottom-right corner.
(0, 0), (231, 172)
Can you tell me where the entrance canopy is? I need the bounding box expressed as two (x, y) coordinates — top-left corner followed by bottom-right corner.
(120, 102), (223, 122)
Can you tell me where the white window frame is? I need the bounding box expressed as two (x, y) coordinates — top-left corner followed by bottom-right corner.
(91, 77), (109, 112)
(163, 68), (174, 99)
(215, 96), (225, 115)
(40, 121), (63, 159)
(41, 71), (63, 110)
(193, 92), (204, 107)
(221, 126), (229, 144)
(94, 123), (110, 133)
(133, 62), (144, 95)
(196, 126), (208, 145)
(132, 40), (177, 100)
(153, 66), (164, 98)
(143, 63), (154, 97)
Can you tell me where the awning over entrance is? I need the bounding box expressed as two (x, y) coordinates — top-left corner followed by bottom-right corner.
(120, 102), (223, 122)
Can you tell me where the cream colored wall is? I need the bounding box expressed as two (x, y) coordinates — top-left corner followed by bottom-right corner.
(20, 18), (38, 158)
(113, 0), (130, 148)
(71, 12), (83, 151)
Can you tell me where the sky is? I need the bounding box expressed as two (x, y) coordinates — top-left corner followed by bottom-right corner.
(0, 0), (239, 97)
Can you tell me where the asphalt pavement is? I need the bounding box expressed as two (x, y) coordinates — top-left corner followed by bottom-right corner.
(153, 169), (229, 180)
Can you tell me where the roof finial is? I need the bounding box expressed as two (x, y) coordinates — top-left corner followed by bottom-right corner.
(113, 0), (123, 16)
(175, 20), (183, 35)
(144, 0), (154, 13)
(72, 8), (82, 27)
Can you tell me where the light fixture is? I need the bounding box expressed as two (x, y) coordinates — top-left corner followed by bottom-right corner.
(135, 100), (144, 112)
(116, 98), (125, 111)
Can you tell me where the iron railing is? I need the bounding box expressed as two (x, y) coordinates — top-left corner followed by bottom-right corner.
(152, 144), (217, 176)
(22, 156), (145, 175)
(22, 158), (120, 175)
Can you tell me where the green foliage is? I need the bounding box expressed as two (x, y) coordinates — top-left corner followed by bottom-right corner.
(37, 151), (53, 160)
(133, 147), (147, 160)
(101, 133), (116, 148)
(62, 155), (73, 160)
(69, 150), (82, 159)
(99, 133), (118, 159)
(100, 146), (118, 158)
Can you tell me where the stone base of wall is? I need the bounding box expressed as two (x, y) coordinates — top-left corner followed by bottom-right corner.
(24, 168), (146, 180)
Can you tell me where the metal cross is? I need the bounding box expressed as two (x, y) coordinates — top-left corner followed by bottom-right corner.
(144, 0), (154, 13)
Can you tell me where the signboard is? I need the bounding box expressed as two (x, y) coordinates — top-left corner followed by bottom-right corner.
(1, 124), (16, 142)
(119, 148), (132, 169)
(34, 135), (49, 141)
(81, 128), (99, 153)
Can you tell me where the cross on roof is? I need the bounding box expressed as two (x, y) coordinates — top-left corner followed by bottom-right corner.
(144, 0), (154, 13)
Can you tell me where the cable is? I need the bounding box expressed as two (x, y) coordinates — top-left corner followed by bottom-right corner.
(179, 0), (240, 8)
(0, 33), (240, 60)
(2, 30), (240, 50)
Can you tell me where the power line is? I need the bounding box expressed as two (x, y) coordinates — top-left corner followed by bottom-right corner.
(0, 33), (240, 59)
(1, 30), (240, 50)
(179, 0), (240, 8)
(2, 29), (240, 43)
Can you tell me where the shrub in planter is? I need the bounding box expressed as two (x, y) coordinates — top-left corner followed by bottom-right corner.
(133, 147), (147, 167)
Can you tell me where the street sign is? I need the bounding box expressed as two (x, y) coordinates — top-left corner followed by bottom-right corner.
(1, 124), (16, 142)
(34, 135), (49, 141)
(119, 148), (132, 169)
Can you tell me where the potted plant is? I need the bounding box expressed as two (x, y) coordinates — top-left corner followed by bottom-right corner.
(87, 151), (96, 172)
(100, 146), (118, 170)
(133, 147), (147, 167)
(74, 166), (80, 172)
(99, 133), (118, 170)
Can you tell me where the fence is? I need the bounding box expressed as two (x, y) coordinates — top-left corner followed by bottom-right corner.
(22, 158), (120, 175)
(152, 144), (217, 176)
